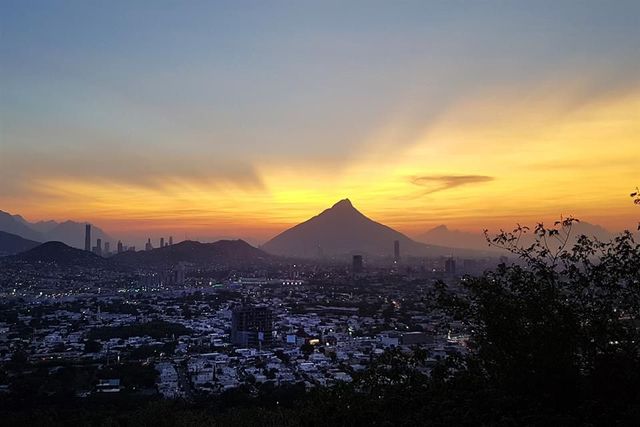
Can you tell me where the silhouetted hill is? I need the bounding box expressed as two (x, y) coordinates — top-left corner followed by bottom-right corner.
(0, 231), (41, 256)
(112, 239), (271, 267)
(262, 199), (475, 258)
(5, 241), (105, 266)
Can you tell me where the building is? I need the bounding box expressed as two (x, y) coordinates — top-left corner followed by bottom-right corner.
(160, 237), (164, 248)
(117, 240), (123, 254)
(175, 263), (186, 285)
(145, 238), (153, 251)
(84, 224), (91, 251)
(231, 305), (273, 347)
(169, 236), (173, 245)
(104, 241), (110, 255)
(352, 255), (363, 274)
(93, 238), (102, 256)
(394, 240), (400, 262)
(445, 257), (456, 274)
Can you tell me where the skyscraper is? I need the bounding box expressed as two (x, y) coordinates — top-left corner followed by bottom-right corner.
(445, 257), (456, 275)
(93, 238), (102, 256)
(117, 240), (123, 254)
(104, 241), (110, 255)
(84, 224), (91, 251)
(145, 238), (153, 251)
(160, 237), (164, 248)
(352, 255), (363, 274)
(394, 240), (400, 262)
(169, 236), (173, 246)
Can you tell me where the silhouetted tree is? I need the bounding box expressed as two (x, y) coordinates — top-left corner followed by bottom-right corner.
(436, 217), (640, 422)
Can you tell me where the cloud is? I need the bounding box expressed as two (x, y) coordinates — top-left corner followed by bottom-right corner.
(410, 175), (494, 195)
(0, 136), (265, 199)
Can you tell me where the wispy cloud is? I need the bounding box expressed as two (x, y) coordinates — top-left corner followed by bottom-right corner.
(410, 175), (494, 195)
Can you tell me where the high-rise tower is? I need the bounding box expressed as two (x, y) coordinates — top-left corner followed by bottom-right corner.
(352, 255), (363, 274)
(394, 240), (400, 262)
(84, 224), (91, 251)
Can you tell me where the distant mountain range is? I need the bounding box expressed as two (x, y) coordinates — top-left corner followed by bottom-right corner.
(415, 225), (497, 251)
(0, 210), (112, 249)
(415, 222), (615, 251)
(262, 199), (480, 259)
(0, 231), (41, 256)
(112, 239), (272, 267)
(1, 204), (620, 264)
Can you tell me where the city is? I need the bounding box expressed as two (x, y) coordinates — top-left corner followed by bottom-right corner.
(1, 1), (639, 425)
(0, 213), (486, 400)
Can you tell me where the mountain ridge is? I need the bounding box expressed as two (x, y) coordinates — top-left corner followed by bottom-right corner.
(415, 221), (617, 251)
(0, 210), (112, 249)
(112, 239), (271, 267)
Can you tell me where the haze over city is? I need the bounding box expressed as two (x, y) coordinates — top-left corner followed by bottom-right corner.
(2, 1), (639, 245)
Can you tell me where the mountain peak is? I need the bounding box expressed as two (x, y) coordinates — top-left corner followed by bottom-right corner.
(330, 198), (353, 209)
(263, 198), (438, 258)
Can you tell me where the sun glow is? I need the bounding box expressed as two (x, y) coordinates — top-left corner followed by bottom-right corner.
(4, 83), (639, 241)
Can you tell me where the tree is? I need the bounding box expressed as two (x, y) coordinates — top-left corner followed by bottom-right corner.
(632, 187), (640, 206)
(83, 339), (102, 353)
(300, 343), (314, 358)
(436, 217), (640, 422)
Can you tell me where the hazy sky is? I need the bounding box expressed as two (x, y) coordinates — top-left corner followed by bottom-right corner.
(1, 0), (639, 243)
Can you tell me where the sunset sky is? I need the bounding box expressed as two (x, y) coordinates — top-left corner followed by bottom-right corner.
(1, 1), (639, 244)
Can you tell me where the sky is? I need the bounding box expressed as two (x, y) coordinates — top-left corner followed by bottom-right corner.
(1, 0), (639, 244)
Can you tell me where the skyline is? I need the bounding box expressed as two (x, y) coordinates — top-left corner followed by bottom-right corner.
(1, 1), (639, 242)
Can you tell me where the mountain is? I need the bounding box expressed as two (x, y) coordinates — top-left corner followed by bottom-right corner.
(570, 221), (614, 241)
(262, 199), (475, 258)
(4, 241), (106, 267)
(44, 220), (112, 249)
(415, 225), (496, 251)
(416, 221), (615, 252)
(28, 220), (60, 234)
(0, 210), (44, 241)
(0, 231), (41, 256)
(112, 239), (272, 267)
(0, 210), (112, 249)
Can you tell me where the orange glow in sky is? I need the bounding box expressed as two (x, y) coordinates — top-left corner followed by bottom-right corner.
(3, 82), (638, 243)
(2, 2), (639, 244)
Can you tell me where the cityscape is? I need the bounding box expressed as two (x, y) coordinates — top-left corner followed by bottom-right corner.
(1, 1), (640, 426)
